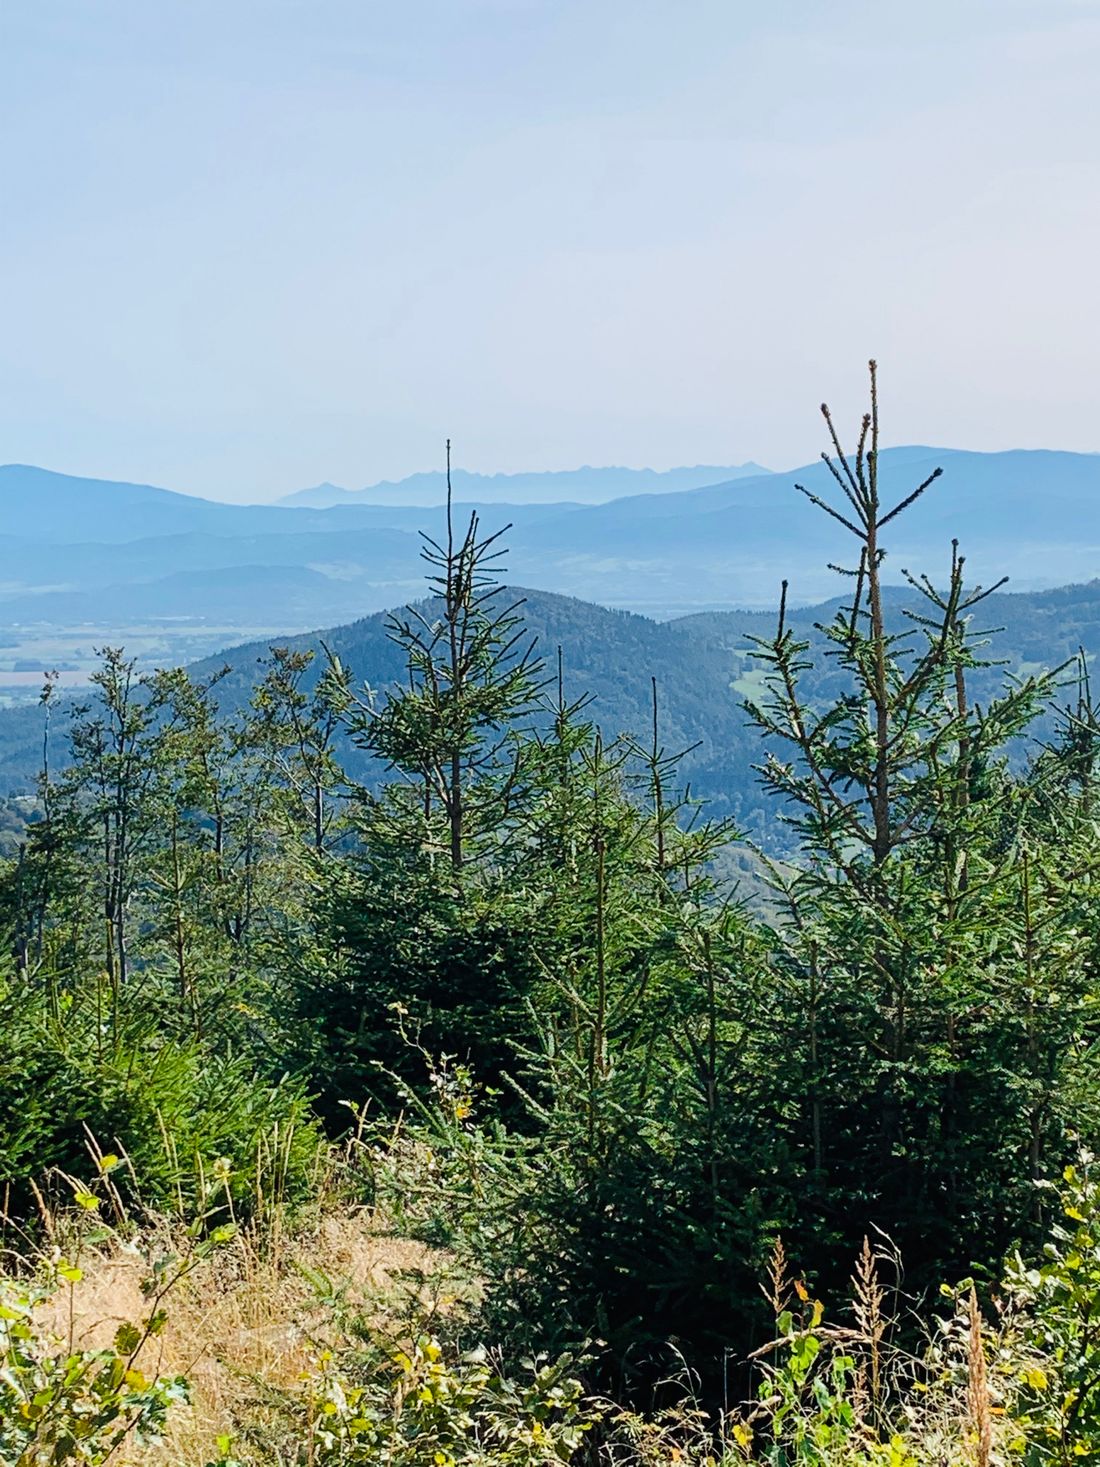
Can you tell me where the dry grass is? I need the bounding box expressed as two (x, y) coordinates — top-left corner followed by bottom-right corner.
(32, 1208), (457, 1466)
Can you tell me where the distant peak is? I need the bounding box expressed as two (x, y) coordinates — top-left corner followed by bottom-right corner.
(278, 480), (352, 506)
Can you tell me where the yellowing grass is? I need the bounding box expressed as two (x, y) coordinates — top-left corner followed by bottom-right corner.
(32, 1210), (452, 1466)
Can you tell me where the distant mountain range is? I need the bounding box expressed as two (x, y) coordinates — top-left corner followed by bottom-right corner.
(279, 463), (772, 508)
(1, 447), (1096, 852)
(0, 450), (1099, 647)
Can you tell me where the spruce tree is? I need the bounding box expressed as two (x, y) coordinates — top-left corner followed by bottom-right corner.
(347, 441), (543, 874)
(745, 361), (1085, 1291)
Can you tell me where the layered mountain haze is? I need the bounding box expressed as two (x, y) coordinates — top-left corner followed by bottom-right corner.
(1, 447), (1099, 690)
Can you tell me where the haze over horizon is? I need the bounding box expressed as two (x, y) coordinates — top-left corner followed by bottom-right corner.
(3, 1), (1100, 503)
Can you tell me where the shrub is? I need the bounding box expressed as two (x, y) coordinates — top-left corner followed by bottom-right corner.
(0, 1256), (189, 1465)
(0, 983), (322, 1222)
(1002, 1155), (1100, 1464)
(305, 1334), (594, 1466)
(298, 865), (546, 1128)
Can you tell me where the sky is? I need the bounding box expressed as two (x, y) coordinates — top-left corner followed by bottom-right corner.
(1, 0), (1099, 503)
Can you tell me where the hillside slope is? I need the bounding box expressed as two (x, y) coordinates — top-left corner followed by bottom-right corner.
(2, 580), (1099, 846)
(192, 586), (760, 818)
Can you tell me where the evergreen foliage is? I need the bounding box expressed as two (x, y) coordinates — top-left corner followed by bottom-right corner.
(3, 375), (1100, 1460)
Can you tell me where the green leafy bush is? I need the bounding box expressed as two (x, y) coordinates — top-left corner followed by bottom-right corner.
(1002, 1156), (1100, 1464)
(305, 1334), (594, 1466)
(0, 1257), (188, 1465)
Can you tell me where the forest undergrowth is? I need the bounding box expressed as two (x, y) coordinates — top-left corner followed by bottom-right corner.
(5, 371), (1100, 1463)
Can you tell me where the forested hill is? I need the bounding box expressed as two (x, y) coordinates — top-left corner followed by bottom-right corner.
(0, 577), (1098, 841)
(188, 586), (765, 822)
(192, 577), (1100, 839)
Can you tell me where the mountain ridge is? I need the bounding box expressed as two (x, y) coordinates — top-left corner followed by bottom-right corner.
(279, 462), (773, 508)
(4, 448), (1100, 629)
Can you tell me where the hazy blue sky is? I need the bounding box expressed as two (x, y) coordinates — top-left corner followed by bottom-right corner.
(1, 1), (1098, 501)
